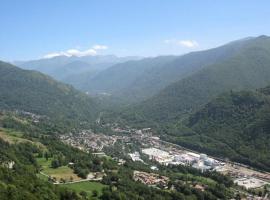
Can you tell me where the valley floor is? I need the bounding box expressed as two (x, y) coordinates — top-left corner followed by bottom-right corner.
(60, 124), (270, 192)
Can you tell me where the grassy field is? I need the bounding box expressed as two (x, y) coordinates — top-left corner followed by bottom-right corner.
(37, 157), (81, 181)
(62, 181), (107, 197)
(36, 173), (49, 181)
(175, 172), (217, 186)
(0, 128), (46, 150)
(0, 128), (26, 143)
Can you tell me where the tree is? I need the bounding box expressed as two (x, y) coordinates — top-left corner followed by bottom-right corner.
(92, 190), (99, 197)
(51, 159), (60, 168)
(45, 151), (49, 161)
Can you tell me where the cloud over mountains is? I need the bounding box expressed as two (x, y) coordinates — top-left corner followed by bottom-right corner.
(43, 45), (108, 58)
(164, 39), (199, 48)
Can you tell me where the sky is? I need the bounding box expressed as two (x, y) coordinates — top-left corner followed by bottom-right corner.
(1, 0), (270, 61)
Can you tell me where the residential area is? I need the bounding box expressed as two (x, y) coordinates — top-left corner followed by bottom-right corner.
(59, 124), (270, 193)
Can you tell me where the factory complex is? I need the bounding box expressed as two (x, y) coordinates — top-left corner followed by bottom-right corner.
(141, 147), (222, 172)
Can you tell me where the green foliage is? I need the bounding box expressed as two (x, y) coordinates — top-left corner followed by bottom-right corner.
(99, 162), (233, 200)
(62, 181), (106, 197)
(0, 112), (237, 199)
(0, 61), (99, 125)
(169, 88), (270, 171)
(132, 35), (270, 123)
(82, 36), (255, 104)
(0, 138), (81, 200)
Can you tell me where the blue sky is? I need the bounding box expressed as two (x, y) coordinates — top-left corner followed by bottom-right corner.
(1, 0), (270, 61)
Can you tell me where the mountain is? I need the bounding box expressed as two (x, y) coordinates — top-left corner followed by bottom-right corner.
(81, 37), (256, 103)
(82, 56), (177, 96)
(16, 55), (140, 82)
(15, 37), (256, 104)
(0, 61), (98, 123)
(62, 69), (99, 90)
(166, 87), (270, 171)
(136, 35), (270, 122)
(50, 60), (95, 80)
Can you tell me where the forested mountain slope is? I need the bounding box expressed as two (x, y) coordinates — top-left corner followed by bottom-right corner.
(82, 56), (177, 96)
(16, 55), (139, 82)
(165, 86), (270, 171)
(0, 61), (98, 123)
(84, 37), (253, 102)
(137, 35), (270, 122)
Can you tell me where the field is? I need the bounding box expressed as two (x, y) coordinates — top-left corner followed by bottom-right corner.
(37, 157), (81, 181)
(0, 128), (27, 143)
(0, 128), (45, 149)
(62, 181), (107, 197)
(36, 173), (48, 181)
(174, 172), (217, 186)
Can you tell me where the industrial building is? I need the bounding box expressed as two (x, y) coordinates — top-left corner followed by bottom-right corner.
(142, 148), (174, 165)
(234, 177), (268, 189)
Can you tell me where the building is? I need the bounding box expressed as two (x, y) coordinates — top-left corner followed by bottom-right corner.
(129, 152), (143, 162)
(234, 177), (268, 189)
(133, 170), (169, 188)
(142, 148), (173, 165)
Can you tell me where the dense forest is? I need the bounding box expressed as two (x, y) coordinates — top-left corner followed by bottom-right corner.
(133, 36), (270, 123)
(160, 87), (270, 171)
(0, 61), (99, 127)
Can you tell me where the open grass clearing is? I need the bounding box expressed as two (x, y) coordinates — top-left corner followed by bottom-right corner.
(61, 181), (107, 197)
(174, 172), (217, 186)
(0, 128), (46, 149)
(37, 157), (81, 182)
(0, 128), (30, 144)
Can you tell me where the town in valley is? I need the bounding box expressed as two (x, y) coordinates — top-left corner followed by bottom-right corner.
(60, 123), (270, 195)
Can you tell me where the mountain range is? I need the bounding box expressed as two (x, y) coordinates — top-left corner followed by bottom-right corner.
(132, 35), (270, 123)
(85, 37), (252, 102)
(15, 55), (141, 84)
(16, 37), (254, 103)
(4, 35), (270, 171)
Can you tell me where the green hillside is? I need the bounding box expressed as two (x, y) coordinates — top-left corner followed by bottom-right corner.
(82, 37), (252, 103)
(137, 35), (270, 123)
(17, 55), (140, 83)
(164, 87), (270, 171)
(0, 61), (98, 124)
(83, 56), (176, 96)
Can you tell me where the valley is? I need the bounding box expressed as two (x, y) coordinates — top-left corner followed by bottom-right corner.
(2, 1), (270, 199)
(59, 123), (270, 193)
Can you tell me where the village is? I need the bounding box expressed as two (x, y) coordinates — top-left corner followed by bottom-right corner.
(59, 124), (270, 193)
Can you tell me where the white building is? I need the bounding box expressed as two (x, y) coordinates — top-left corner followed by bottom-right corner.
(142, 148), (173, 165)
(129, 152), (143, 162)
(234, 177), (268, 189)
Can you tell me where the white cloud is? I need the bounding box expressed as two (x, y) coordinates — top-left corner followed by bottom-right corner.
(43, 52), (65, 58)
(43, 44), (108, 58)
(164, 39), (199, 48)
(179, 40), (198, 48)
(92, 45), (108, 50)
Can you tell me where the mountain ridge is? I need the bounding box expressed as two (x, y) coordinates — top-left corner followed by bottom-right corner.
(0, 61), (99, 125)
(134, 35), (270, 122)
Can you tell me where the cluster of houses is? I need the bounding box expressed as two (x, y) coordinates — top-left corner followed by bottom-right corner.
(133, 170), (169, 188)
(60, 131), (117, 152)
